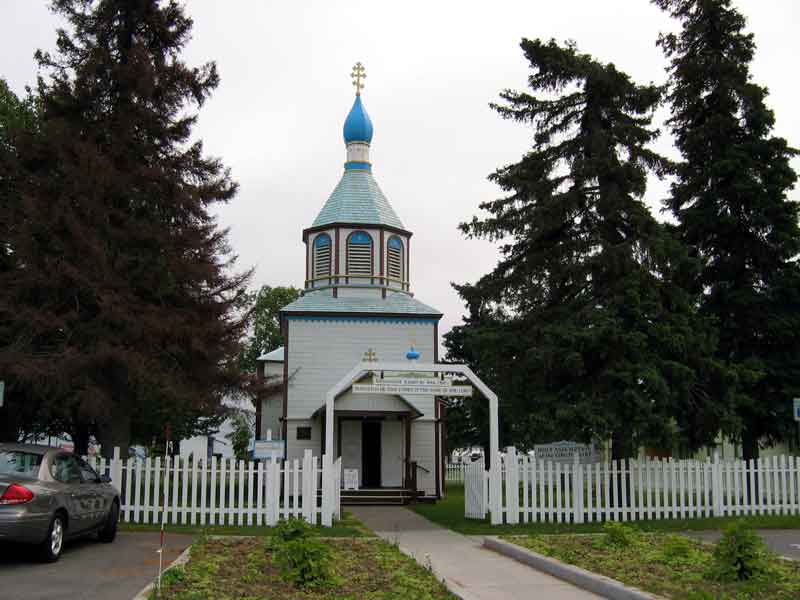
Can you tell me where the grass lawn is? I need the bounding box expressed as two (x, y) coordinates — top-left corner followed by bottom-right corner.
(414, 484), (800, 535)
(120, 511), (372, 538)
(154, 535), (456, 600)
(504, 530), (800, 600)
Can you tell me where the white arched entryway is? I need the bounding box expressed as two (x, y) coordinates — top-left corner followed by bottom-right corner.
(323, 361), (502, 524)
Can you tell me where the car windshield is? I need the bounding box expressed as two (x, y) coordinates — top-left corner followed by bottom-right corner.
(0, 451), (43, 477)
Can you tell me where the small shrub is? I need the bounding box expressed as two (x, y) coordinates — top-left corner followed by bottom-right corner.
(270, 517), (336, 588)
(709, 521), (771, 582)
(274, 536), (335, 588)
(276, 517), (314, 542)
(602, 521), (638, 548)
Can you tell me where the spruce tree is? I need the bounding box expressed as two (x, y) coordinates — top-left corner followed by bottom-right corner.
(0, 0), (251, 455)
(655, 0), (800, 460)
(449, 39), (724, 459)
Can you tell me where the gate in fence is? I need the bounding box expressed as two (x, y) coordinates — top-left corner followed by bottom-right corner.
(85, 448), (342, 527)
(465, 446), (800, 525)
(464, 460), (487, 519)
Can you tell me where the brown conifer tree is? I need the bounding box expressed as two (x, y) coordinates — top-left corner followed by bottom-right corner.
(0, 0), (252, 455)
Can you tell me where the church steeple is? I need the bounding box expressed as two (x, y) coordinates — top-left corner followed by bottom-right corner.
(303, 64), (412, 298)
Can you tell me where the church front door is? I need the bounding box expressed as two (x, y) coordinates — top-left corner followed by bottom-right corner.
(361, 420), (382, 487)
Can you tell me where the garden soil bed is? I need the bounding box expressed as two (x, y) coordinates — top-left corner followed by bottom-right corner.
(156, 536), (456, 599)
(504, 532), (800, 600)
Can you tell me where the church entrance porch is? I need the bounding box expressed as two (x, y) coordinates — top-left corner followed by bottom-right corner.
(336, 413), (412, 498)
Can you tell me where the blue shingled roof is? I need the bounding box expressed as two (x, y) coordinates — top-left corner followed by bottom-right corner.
(311, 169), (405, 230)
(281, 291), (441, 317)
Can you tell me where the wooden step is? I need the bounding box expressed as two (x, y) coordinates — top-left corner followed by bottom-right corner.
(337, 487), (420, 506)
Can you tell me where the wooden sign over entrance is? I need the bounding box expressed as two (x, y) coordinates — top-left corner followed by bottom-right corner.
(353, 381), (472, 396)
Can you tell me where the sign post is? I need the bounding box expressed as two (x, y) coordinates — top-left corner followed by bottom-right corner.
(157, 423), (172, 598)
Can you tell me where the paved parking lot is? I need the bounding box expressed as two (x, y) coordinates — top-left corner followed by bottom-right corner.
(0, 531), (194, 600)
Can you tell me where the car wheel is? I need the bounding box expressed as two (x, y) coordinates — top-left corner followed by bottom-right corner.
(39, 513), (65, 562)
(98, 501), (118, 543)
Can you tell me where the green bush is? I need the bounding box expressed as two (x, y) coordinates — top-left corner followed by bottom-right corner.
(659, 534), (694, 562)
(271, 517), (336, 588)
(275, 516), (314, 542)
(709, 521), (772, 582)
(602, 521), (638, 548)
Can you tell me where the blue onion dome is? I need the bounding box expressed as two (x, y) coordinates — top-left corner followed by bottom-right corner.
(343, 95), (374, 144)
(406, 346), (420, 361)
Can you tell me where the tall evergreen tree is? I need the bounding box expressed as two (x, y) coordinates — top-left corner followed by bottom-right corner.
(0, 80), (44, 442)
(655, 0), (800, 460)
(0, 0), (251, 455)
(449, 39), (725, 459)
(239, 285), (300, 374)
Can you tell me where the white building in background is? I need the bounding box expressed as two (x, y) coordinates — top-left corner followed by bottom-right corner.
(255, 70), (447, 500)
(178, 395), (254, 461)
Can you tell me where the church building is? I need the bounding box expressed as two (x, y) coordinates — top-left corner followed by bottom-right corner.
(256, 65), (446, 501)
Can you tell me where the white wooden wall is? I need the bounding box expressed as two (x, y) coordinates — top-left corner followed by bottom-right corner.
(85, 448), (342, 527)
(286, 318), (436, 420)
(466, 447), (800, 524)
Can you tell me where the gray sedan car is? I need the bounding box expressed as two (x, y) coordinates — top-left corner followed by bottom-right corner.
(0, 443), (120, 562)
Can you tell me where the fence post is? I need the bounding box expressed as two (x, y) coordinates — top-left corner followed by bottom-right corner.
(712, 451), (722, 517)
(111, 446), (122, 488)
(489, 452), (503, 525)
(301, 449), (312, 523)
(321, 453), (333, 527)
(506, 447), (519, 525)
(574, 453), (584, 524)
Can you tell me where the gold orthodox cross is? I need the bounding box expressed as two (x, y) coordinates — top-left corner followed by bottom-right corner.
(362, 348), (378, 362)
(351, 62), (366, 95)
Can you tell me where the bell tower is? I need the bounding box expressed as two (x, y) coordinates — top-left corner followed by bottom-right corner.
(302, 63), (413, 299)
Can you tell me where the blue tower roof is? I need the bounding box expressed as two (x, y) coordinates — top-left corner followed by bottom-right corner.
(343, 95), (373, 144)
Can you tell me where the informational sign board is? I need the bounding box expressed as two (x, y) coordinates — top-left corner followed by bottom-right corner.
(343, 468), (359, 490)
(353, 382), (472, 396)
(375, 376), (453, 387)
(534, 441), (599, 464)
(794, 398), (800, 422)
(252, 439), (285, 460)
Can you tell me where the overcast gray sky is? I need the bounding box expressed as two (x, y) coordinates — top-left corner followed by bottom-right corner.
(3, 1), (799, 347)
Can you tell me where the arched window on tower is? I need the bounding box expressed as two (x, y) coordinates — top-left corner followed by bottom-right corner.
(387, 236), (404, 288)
(347, 231), (373, 283)
(313, 233), (332, 286)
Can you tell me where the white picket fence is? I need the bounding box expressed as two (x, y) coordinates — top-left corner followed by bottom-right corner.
(85, 448), (342, 527)
(466, 447), (800, 524)
(446, 463), (467, 483)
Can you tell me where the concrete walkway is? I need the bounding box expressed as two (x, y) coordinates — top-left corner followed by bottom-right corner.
(350, 506), (602, 600)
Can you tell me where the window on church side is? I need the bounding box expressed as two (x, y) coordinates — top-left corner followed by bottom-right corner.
(387, 236), (404, 284)
(347, 231), (373, 280)
(313, 234), (332, 283)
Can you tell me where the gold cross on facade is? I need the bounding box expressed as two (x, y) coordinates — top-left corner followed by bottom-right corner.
(362, 348), (378, 362)
(351, 62), (366, 95)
